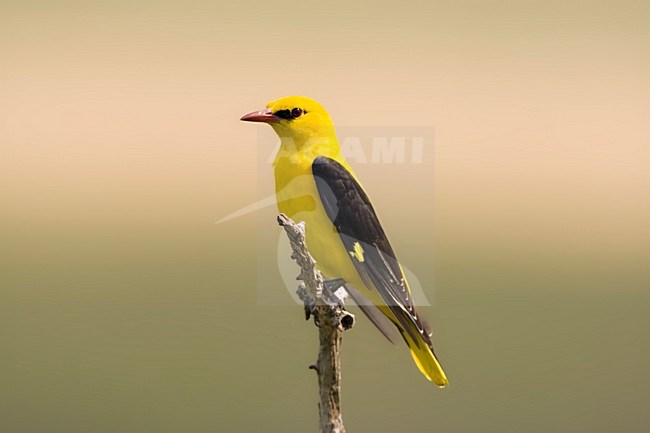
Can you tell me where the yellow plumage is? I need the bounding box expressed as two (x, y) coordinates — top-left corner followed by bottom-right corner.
(242, 96), (448, 387)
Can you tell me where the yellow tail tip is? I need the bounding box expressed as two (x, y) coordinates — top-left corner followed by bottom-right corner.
(409, 343), (449, 388)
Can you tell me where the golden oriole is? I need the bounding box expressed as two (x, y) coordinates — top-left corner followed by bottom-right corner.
(241, 96), (448, 387)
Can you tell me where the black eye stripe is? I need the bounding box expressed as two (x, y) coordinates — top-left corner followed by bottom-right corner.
(273, 108), (307, 120)
(274, 109), (293, 120)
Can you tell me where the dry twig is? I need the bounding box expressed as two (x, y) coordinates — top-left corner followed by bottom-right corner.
(277, 214), (354, 433)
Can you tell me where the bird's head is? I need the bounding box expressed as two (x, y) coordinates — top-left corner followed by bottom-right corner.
(241, 96), (336, 145)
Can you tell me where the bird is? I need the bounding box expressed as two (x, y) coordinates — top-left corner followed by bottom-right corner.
(241, 96), (448, 387)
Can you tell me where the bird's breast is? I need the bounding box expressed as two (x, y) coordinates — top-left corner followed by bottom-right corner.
(274, 157), (359, 283)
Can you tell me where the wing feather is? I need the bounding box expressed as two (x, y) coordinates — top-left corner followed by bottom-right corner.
(312, 156), (432, 348)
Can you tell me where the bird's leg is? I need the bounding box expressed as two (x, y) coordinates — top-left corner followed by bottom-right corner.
(323, 278), (347, 308)
(298, 278), (348, 325)
(297, 283), (317, 321)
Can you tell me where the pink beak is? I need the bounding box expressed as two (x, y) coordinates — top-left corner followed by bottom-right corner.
(240, 109), (280, 124)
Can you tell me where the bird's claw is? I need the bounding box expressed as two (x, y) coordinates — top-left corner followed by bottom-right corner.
(297, 278), (347, 325)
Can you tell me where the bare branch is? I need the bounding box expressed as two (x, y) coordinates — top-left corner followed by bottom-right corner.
(277, 214), (354, 433)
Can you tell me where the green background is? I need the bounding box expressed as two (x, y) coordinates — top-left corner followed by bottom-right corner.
(2, 1), (648, 432)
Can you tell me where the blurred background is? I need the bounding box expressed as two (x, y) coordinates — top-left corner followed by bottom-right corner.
(1, 1), (648, 432)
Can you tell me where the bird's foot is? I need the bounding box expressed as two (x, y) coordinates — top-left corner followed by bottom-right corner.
(297, 284), (317, 321)
(297, 278), (348, 325)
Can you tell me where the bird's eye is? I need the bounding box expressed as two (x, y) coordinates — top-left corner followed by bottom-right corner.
(291, 107), (303, 118)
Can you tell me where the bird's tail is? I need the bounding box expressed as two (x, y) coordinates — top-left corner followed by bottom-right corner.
(406, 335), (449, 388)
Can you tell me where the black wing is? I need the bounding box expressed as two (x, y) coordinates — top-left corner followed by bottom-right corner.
(343, 284), (401, 345)
(312, 156), (432, 348)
